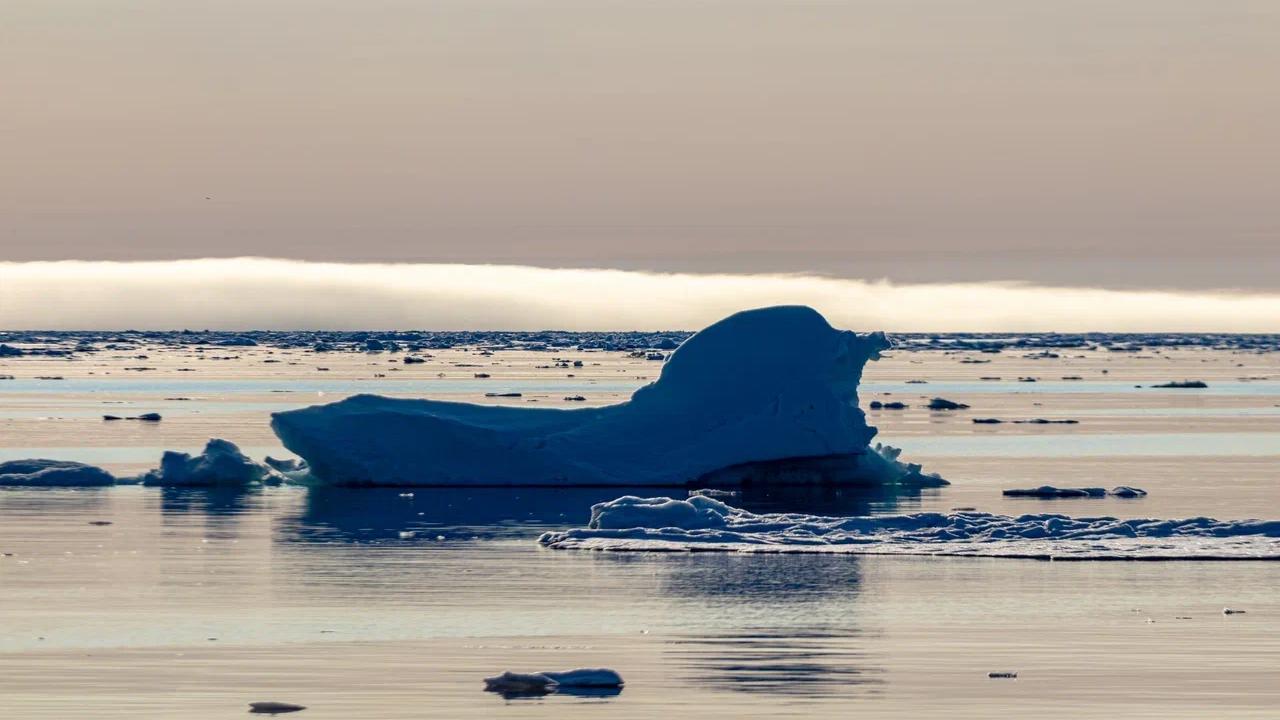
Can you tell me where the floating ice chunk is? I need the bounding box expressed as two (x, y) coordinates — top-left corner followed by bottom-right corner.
(484, 672), (556, 694)
(0, 459), (116, 487)
(927, 397), (970, 410)
(264, 456), (307, 473)
(689, 488), (739, 499)
(484, 668), (623, 695)
(589, 495), (732, 530)
(541, 668), (624, 688)
(140, 439), (280, 487)
(1110, 486), (1148, 498)
(1004, 486), (1147, 499)
(248, 701), (306, 714)
(1003, 486), (1107, 498)
(272, 306), (935, 487)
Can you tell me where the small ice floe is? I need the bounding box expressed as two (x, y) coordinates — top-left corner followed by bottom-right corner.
(1003, 486), (1147, 499)
(927, 397), (970, 410)
(398, 531), (416, 540)
(264, 456), (307, 473)
(1151, 380), (1208, 389)
(988, 672), (1018, 679)
(1003, 486), (1106, 499)
(484, 669), (624, 695)
(398, 492), (414, 498)
(102, 412), (161, 421)
(1110, 486), (1148, 498)
(1223, 608), (1247, 615)
(248, 701), (306, 714)
(0, 459), (116, 487)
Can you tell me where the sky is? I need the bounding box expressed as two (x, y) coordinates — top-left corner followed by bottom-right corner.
(2, 1), (1278, 329)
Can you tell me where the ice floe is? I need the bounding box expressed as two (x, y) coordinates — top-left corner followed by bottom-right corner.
(538, 495), (1280, 560)
(272, 306), (942, 487)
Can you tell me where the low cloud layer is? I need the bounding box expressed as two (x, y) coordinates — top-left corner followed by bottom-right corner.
(1, 258), (1276, 332)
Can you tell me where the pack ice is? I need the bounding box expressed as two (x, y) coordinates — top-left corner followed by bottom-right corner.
(538, 495), (1280, 560)
(271, 306), (942, 487)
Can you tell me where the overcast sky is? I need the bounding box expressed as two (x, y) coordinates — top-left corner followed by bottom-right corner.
(4, 0), (1279, 295)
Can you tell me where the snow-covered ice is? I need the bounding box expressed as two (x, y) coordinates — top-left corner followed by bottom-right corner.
(538, 495), (1280, 560)
(272, 306), (941, 487)
(0, 459), (116, 487)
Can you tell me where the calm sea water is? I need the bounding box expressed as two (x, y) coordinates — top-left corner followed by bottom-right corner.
(1, 346), (1278, 718)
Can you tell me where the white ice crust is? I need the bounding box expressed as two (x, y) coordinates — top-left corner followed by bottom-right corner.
(538, 495), (1280, 560)
(271, 306), (935, 487)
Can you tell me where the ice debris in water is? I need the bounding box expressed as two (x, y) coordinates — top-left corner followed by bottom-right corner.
(538, 495), (1280, 560)
(1003, 486), (1148, 499)
(264, 456), (307, 473)
(483, 669), (624, 695)
(248, 701), (306, 714)
(140, 439), (282, 487)
(271, 306), (940, 487)
(0, 459), (116, 487)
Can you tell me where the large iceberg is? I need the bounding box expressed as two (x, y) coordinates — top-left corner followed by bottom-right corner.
(272, 305), (939, 487)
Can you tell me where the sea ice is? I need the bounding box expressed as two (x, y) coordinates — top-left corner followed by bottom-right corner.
(0, 459), (116, 487)
(140, 439), (281, 486)
(538, 495), (1280, 560)
(272, 306), (941, 487)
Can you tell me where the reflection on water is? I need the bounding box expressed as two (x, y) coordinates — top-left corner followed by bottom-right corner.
(667, 629), (882, 697)
(157, 486), (262, 519)
(279, 484), (923, 544)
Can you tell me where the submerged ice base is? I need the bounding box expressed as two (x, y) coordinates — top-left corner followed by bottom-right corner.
(538, 495), (1280, 560)
(272, 306), (941, 487)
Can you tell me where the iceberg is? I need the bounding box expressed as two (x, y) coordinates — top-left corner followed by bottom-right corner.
(0, 459), (116, 487)
(538, 495), (1280, 560)
(272, 306), (941, 487)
